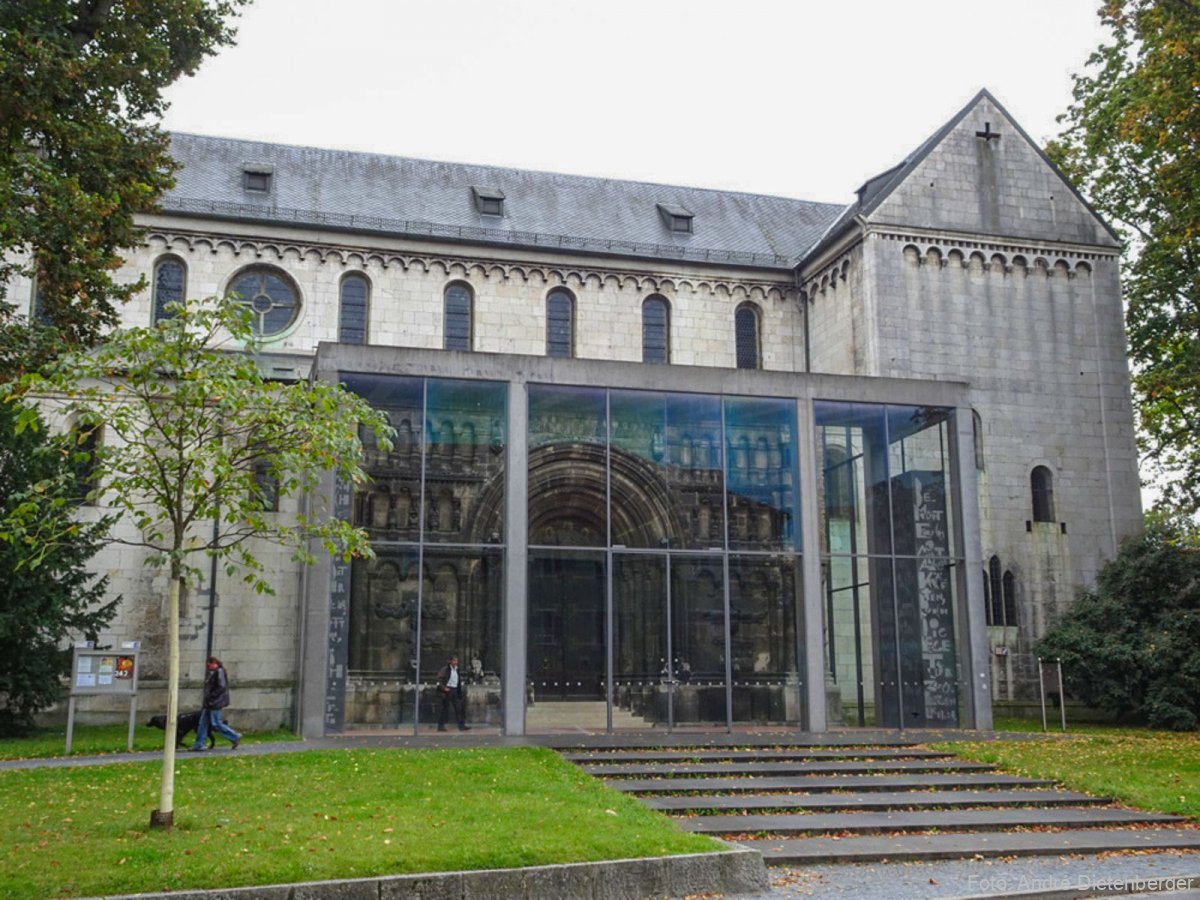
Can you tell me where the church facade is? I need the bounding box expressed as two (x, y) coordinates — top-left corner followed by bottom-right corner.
(20, 90), (1140, 735)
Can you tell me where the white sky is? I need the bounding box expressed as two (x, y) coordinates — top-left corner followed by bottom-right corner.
(161, 0), (1109, 205)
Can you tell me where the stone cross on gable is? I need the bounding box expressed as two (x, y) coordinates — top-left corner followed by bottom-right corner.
(976, 121), (1001, 142)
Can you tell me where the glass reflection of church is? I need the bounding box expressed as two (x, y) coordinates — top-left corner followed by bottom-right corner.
(307, 348), (980, 736)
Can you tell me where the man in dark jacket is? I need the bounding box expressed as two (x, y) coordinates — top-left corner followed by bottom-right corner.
(435, 654), (469, 732)
(191, 656), (241, 751)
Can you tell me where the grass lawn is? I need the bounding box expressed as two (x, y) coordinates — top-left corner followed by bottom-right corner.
(0, 723), (297, 760)
(934, 723), (1200, 821)
(0, 746), (718, 899)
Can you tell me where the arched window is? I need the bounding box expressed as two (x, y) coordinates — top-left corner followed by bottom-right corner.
(1002, 571), (1017, 627)
(444, 282), (473, 351)
(546, 288), (574, 358)
(252, 457), (279, 512)
(642, 295), (669, 363)
(987, 555), (1003, 625)
(735, 303), (760, 369)
(339, 273), (369, 344)
(228, 266), (301, 337)
(971, 409), (984, 470)
(152, 256), (186, 323)
(31, 274), (50, 325)
(1031, 466), (1055, 522)
(71, 425), (101, 506)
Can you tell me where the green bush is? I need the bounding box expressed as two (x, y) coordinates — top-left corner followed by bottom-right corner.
(1037, 516), (1200, 730)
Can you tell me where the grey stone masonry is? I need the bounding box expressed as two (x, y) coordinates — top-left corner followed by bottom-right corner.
(87, 847), (770, 900)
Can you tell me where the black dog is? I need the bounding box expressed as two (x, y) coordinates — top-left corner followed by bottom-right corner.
(147, 711), (215, 749)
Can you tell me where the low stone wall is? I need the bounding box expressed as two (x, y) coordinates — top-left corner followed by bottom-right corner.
(93, 846), (769, 899)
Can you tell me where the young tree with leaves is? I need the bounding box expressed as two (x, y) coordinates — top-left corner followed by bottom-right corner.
(0, 400), (115, 734)
(1047, 0), (1200, 514)
(0, 0), (245, 350)
(23, 299), (393, 828)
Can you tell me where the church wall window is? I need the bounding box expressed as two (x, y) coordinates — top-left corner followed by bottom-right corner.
(987, 555), (1003, 625)
(251, 457), (279, 512)
(642, 295), (669, 364)
(339, 273), (370, 344)
(1031, 465), (1055, 522)
(71, 424), (101, 505)
(152, 256), (186, 324)
(444, 282), (473, 351)
(228, 265), (301, 337)
(972, 409), (984, 470)
(546, 289), (574, 358)
(1002, 570), (1017, 627)
(735, 303), (760, 370)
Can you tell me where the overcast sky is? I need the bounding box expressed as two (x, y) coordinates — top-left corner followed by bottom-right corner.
(161, 0), (1109, 206)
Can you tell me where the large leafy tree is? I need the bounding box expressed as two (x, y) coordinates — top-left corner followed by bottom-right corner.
(1037, 515), (1200, 730)
(0, 400), (116, 734)
(23, 299), (393, 828)
(1047, 0), (1200, 513)
(0, 0), (245, 349)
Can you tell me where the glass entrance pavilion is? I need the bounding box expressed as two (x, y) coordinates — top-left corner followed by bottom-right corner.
(300, 347), (990, 736)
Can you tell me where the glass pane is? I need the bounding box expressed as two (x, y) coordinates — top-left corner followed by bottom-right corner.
(889, 554), (960, 727)
(613, 554), (667, 727)
(418, 548), (504, 730)
(546, 291), (573, 357)
(725, 396), (799, 551)
(887, 405), (957, 558)
(822, 554), (898, 727)
(815, 401), (892, 556)
(346, 549), (420, 727)
(154, 259), (185, 322)
(423, 379), (506, 543)
(263, 271), (298, 334)
(342, 374), (424, 543)
(642, 297), (668, 364)
(444, 284), (472, 351)
(664, 393), (724, 550)
(527, 550), (608, 732)
(609, 391), (724, 550)
(729, 555), (802, 724)
(339, 275), (368, 344)
(735, 306), (758, 369)
(670, 555), (727, 725)
(609, 390), (670, 548)
(528, 385), (607, 547)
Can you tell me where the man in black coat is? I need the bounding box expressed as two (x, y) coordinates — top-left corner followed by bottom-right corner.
(435, 654), (469, 732)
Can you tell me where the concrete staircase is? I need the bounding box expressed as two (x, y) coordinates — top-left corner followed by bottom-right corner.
(560, 742), (1200, 865)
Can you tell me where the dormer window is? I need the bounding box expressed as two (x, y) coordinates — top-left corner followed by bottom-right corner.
(471, 186), (505, 217)
(657, 203), (693, 234)
(242, 165), (273, 194)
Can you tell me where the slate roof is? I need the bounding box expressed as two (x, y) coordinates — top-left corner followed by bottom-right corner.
(162, 133), (845, 269)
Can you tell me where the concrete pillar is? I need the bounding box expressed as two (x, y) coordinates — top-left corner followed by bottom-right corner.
(955, 405), (992, 729)
(796, 395), (827, 732)
(502, 380), (529, 735)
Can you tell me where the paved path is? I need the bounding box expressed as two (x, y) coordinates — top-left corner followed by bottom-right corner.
(725, 853), (1200, 899)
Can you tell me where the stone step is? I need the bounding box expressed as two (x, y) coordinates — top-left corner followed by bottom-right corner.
(679, 807), (1183, 836)
(608, 773), (1056, 794)
(562, 747), (952, 763)
(644, 789), (1107, 813)
(581, 758), (996, 777)
(746, 827), (1200, 865)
